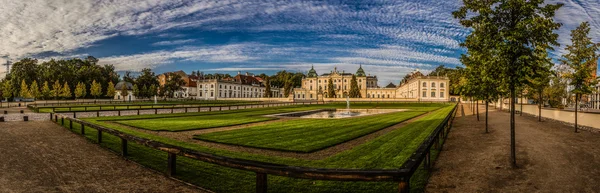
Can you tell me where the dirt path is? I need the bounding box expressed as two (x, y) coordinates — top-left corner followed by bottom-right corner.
(426, 103), (600, 193)
(105, 111), (433, 160)
(0, 121), (205, 193)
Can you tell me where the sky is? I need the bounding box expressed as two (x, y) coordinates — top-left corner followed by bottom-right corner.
(0, 0), (599, 85)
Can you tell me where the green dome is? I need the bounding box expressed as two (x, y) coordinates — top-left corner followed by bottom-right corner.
(356, 65), (366, 77)
(307, 65), (318, 77)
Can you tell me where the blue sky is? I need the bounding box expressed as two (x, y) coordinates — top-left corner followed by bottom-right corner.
(0, 0), (599, 85)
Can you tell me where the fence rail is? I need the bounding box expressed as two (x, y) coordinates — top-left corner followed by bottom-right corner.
(49, 103), (458, 193)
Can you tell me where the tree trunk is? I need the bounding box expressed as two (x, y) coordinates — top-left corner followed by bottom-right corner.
(538, 89), (542, 122)
(471, 97), (474, 115)
(485, 101), (489, 133)
(520, 92), (523, 116)
(476, 99), (479, 121)
(510, 88), (516, 167)
(575, 94), (579, 133)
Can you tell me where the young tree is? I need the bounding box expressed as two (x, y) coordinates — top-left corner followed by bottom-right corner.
(106, 81), (115, 98)
(19, 80), (31, 98)
(61, 82), (71, 99)
(30, 80), (40, 99)
(120, 82), (129, 101)
(52, 80), (62, 100)
(149, 84), (157, 97)
(41, 81), (51, 100)
(454, 0), (562, 166)
(526, 47), (553, 122)
(74, 82), (85, 100)
(349, 75), (361, 98)
(132, 84), (140, 97)
(327, 78), (335, 98)
(2, 80), (13, 101)
(561, 22), (600, 133)
(264, 77), (272, 98)
(90, 80), (102, 99)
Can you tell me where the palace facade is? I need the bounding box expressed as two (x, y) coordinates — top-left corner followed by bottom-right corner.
(196, 72), (281, 100)
(293, 66), (450, 101)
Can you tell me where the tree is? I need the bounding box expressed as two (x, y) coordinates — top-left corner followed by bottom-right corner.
(149, 84), (158, 97)
(132, 84), (140, 98)
(90, 80), (102, 99)
(52, 80), (62, 100)
(41, 81), (51, 100)
(561, 22), (600, 133)
(106, 81), (115, 98)
(163, 74), (185, 98)
(19, 80), (31, 98)
(2, 80), (13, 101)
(526, 47), (553, 122)
(349, 75), (361, 98)
(327, 78), (335, 98)
(454, 0), (563, 166)
(121, 82), (129, 101)
(30, 80), (40, 99)
(61, 82), (71, 99)
(75, 82), (86, 100)
(264, 77), (272, 98)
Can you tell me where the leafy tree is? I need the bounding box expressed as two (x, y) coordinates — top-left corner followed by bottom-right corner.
(327, 78), (335, 98)
(2, 80), (13, 101)
(149, 84), (158, 97)
(526, 47), (553, 122)
(61, 82), (71, 99)
(106, 81), (115, 98)
(19, 80), (31, 98)
(141, 85), (148, 98)
(454, 0), (562, 166)
(30, 80), (40, 99)
(561, 22), (600, 132)
(41, 81), (51, 100)
(349, 75), (361, 98)
(51, 80), (62, 100)
(90, 80), (102, 99)
(264, 77), (272, 98)
(132, 84), (140, 97)
(120, 82), (129, 101)
(74, 82), (86, 99)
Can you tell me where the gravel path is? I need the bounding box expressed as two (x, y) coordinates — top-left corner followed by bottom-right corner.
(105, 111), (432, 160)
(0, 121), (206, 193)
(426, 103), (600, 192)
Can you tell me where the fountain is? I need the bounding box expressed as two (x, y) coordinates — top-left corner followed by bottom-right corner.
(345, 96), (350, 114)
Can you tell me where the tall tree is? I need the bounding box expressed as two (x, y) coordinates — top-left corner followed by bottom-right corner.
(327, 78), (335, 98)
(120, 82), (129, 101)
(149, 84), (158, 97)
(41, 81), (51, 100)
(52, 80), (62, 100)
(454, 0), (563, 166)
(61, 82), (71, 99)
(30, 80), (40, 99)
(349, 75), (361, 98)
(2, 80), (13, 101)
(106, 81), (115, 98)
(75, 82), (86, 100)
(561, 22), (600, 133)
(19, 80), (31, 98)
(526, 47), (553, 122)
(132, 84), (140, 97)
(90, 80), (102, 99)
(264, 77), (272, 98)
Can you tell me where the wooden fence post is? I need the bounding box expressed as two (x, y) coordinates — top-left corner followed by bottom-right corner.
(256, 172), (267, 193)
(73, 112), (76, 118)
(97, 111), (100, 117)
(98, 130), (102, 143)
(69, 120), (73, 130)
(155, 109), (158, 114)
(118, 110), (121, 116)
(81, 123), (85, 135)
(61, 117), (64, 125)
(398, 179), (410, 193)
(137, 109), (140, 115)
(167, 153), (177, 176)
(121, 138), (128, 157)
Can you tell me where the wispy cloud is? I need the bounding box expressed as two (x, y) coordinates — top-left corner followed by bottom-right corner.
(152, 39), (196, 46)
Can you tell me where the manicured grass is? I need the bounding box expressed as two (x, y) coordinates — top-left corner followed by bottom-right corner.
(194, 110), (427, 152)
(59, 103), (455, 193)
(36, 100), (263, 113)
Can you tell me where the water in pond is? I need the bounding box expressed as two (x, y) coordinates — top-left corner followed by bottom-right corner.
(277, 109), (407, 119)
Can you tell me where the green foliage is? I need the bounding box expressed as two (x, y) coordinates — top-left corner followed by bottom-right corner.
(90, 80), (102, 99)
(162, 73), (186, 98)
(61, 82), (71, 99)
(41, 81), (51, 100)
(106, 81), (115, 97)
(132, 84), (140, 97)
(19, 79), (31, 98)
(135, 68), (160, 98)
(120, 82), (129, 100)
(327, 78), (335, 98)
(561, 22), (600, 97)
(75, 82), (87, 99)
(149, 84), (157, 97)
(349, 75), (361, 98)
(264, 76), (272, 98)
(2, 80), (13, 100)
(30, 80), (40, 99)
(52, 80), (62, 99)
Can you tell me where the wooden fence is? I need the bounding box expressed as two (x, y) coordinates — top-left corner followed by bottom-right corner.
(49, 103), (458, 193)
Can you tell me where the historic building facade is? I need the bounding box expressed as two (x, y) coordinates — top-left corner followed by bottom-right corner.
(196, 72), (281, 100)
(293, 67), (450, 101)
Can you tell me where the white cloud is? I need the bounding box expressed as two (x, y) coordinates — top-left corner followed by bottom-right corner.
(151, 39), (196, 46)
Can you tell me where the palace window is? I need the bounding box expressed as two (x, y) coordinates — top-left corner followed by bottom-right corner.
(440, 83), (444, 88)
(422, 91), (426, 97)
(211, 85), (214, 88)
(432, 83), (435, 87)
(431, 92), (436, 97)
(440, 92), (445, 98)
(344, 79), (347, 82)
(422, 82), (427, 87)
(310, 80), (312, 83)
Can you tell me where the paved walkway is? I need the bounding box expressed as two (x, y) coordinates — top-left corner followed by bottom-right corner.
(0, 121), (205, 193)
(426, 103), (600, 192)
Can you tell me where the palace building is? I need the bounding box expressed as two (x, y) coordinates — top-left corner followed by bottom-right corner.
(196, 72), (281, 100)
(293, 66), (450, 101)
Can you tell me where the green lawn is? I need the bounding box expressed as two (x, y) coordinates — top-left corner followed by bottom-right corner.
(36, 100), (263, 113)
(194, 110), (427, 152)
(59, 103), (455, 193)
